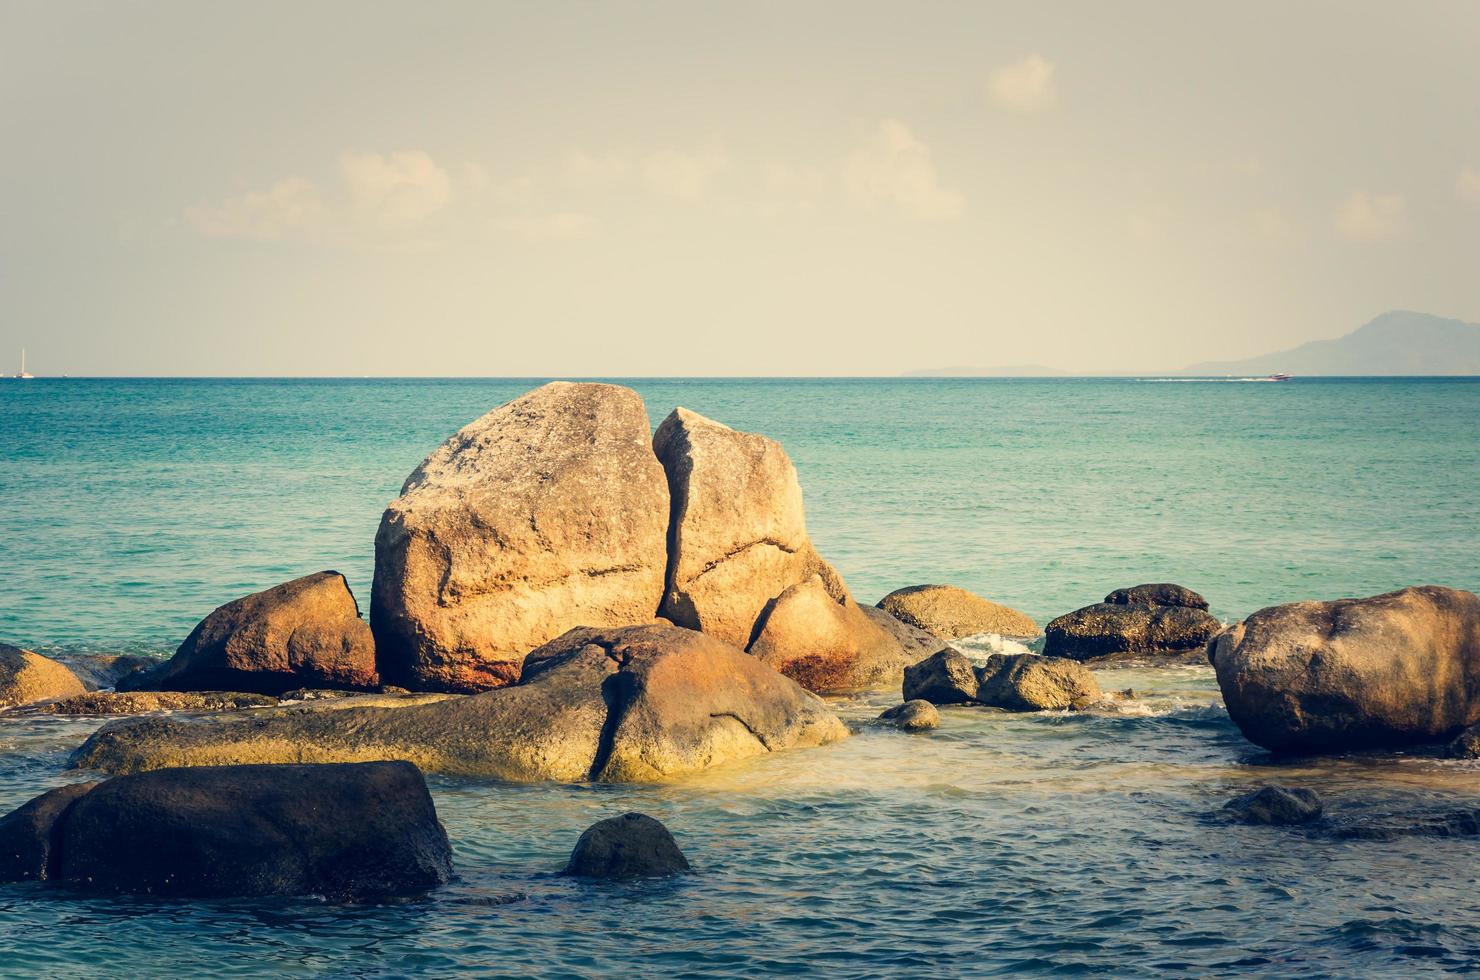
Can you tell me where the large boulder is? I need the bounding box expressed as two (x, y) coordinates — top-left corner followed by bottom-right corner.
(371, 383), (671, 693)
(122, 572), (378, 695)
(0, 782), (98, 882)
(71, 624), (848, 783)
(1210, 586), (1480, 753)
(563, 812), (690, 879)
(902, 648), (980, 705)
(0, 644), (86, 709)
(1044, 599), (1220, 661)
(877, 585), (1039, 640)
(653, 407), (846, 649)
(746, 575), (939, 693)
(1104, 583), (1208, 610)
(1, 762), (452, 900)
(974, 654), (1102, 711)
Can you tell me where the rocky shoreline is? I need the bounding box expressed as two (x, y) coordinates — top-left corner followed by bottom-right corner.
(2, 380), (1477, 901)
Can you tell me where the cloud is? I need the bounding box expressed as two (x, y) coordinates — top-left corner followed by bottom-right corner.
(1335, 191), (1407, 242)
(843, 120), (964, 221)
(339, 150), (452, 223)
(988, 54), (1057, 113)
(562, 150), (630, 187)
(643, 146), (728, 201)
(184, 176), (327, 241)
(1458, 166), (1480, 203)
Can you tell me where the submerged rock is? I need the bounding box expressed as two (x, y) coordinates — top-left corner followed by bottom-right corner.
(563, 812), (690, 879)
(1445, 723), (1480, 759)
(71, 624), (848, 783)
(902, 649), (979, 705)
(371, 382), (671, 693)
(122, 572), (378, 695)
(0, 782), (98, 882)
(1222, 785), (1323, 825)
(1210, 586), (1480, 753)
(876, 584), (1039, 640)
(1332, 808), (1480, 841)
(1104, 583), (1208, 610)
(876, 700), (940, 731)
(1043, 601), (1220, 661)
(974, 654), (1101, 711)
(24, 690), (278, 716)
(49, 761), (450, 899)
(55, 654), (157, 692)
(654, 407), (846, 648)
(747, 575), (938, 693)
(0, 644), (86, 709)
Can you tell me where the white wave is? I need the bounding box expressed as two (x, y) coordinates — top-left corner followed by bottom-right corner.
(951, 632), (1035, 665)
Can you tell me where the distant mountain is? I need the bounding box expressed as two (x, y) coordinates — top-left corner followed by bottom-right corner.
(902, 364), (1069, 377)
(1184, 311), (1480, 376)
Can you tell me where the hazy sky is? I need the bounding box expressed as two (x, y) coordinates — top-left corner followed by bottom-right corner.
(3, 0), (1478, 376)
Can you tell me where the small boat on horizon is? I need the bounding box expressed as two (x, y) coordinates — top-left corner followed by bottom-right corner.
(14, 348), (34, 379)
(1268, 372), (1292, 382)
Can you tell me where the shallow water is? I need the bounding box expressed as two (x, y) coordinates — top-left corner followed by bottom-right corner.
(2, 378), (1479, 976)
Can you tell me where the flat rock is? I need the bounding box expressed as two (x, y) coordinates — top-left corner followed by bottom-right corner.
(71, 624), (848, 783)
(1332, 808), (1480, 841)
(902, 648), (979, 705)
(654, 407), (846, 648)
(23, 690), (278, 716)
(122, 571), (378, 695)
(0, 644), (86, 709)
(371, 382), (671, 692)
(1210, 586), (1480, 753)
(975, 654), (1101, 711)
(1104, 583), (1209, 610)
(877, 584), (1040, 639)
(1043, 602), (1221, 661)
(563, 812), (690, 879)
(1222, 785), (1323, 825)
(876, 700), (940, 731)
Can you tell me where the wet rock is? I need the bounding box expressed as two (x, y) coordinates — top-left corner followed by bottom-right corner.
(1104, 583), (1209, 610)
(50, 761), (451, 900)
(1332, 808), (1480, 841)
(876, 584), (1039, 640)
(122, 572), (378, 696)
(0, 782), (98, 882)
(563, 812), (690, 879)
(1222, 785), (1323, 825)
(974, 654), (1102, 711)
(1043, 602), (1221, 661)
(902, 649), (979, 705)
(55, 654), (157, 692)
(1445, 723), (1480, 759)
(1210, 586), (1480, 753)
(0, 644), (86, 709)
(876, 700), (940, 731)
(371, 382), (671, 693)
(747, 575), (938, 693)
(654, 407), (846, 648)
(71, 624), (849, 783)
(24, 691), (277, 716)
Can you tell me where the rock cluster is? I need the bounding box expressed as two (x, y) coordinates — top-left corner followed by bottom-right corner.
(903, 649), (1102, 711)
(876, 584), (1039, 640)
(1044, 584), (1221, 661)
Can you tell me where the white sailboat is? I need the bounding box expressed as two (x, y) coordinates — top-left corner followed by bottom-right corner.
(18, 348), (34, 379)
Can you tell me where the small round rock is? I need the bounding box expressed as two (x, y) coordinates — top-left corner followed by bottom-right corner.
(1222, 785), (1323, 825)
(877, 700), (940, 732)
(563, 812), (690, 879)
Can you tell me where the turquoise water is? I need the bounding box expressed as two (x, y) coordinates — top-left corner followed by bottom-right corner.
(2, 377), (1479, 976)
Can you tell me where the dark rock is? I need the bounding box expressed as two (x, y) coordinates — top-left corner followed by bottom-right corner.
(1222, 785), (1323, 825)
(974, 654), (1102, 711)
(55, 761), (452, 900)
(124, 572), (378, 696)
(21, 691), (277, 716)
(902, 649), (979, 705)
(1445, 723), (1480, 759)
(0, 783), (98, 882)
(1043, 602), (1221, 661)
(876, 700), (940, 731)
(56, 654), (158, 692)
(563, 812), (689, 879)
(1104, 583), (1209, 610)
(1210, 586), (1480, 753)
(1332, 808), (1480, 841)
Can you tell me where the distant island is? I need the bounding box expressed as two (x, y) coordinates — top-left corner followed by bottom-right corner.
(904, 311), (1480, 377)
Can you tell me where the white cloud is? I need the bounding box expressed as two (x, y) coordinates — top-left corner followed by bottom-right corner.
(843, 120), (964, 221)
(562, 150), (630, 187)
(1335, 191), (1407, 242)
(1458, 166), (1480, 203)
(643, 146), (728, 202)
(988, 54), (1057, 114)
(339, 150), (452, 223)
(184, 176), (327, 241)
(498, 212), (599, 240)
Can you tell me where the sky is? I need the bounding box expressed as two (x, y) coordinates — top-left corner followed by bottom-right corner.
(2, 0), (1478, 376)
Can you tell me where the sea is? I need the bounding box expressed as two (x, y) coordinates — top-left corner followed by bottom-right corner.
(1, 376), (1478, 976)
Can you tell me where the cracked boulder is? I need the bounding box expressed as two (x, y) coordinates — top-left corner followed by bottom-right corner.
(370, 383), (671, 693)
(70, 624), (849, 783)
(653, 407), (846, 650)
(121, 572), (378, 695)
(1211, 585), (1480, 753)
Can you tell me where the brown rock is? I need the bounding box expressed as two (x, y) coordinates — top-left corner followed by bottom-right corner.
(1104, 583), (1209, 610)
(877, 584), (1040, 639)
(0, 644), (86, 709)
(123, 572), (377, 695)
(902, 648), (979, 705)
(1210, 586), (1480, 753)
(25, 691), (278, 716)
(876, 700), (940, 731)
(1043, 602), (1220, 661)
(653, 407), (846, 649)
(371, 383), (671, 692)
(974, 654), (1102, 711)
